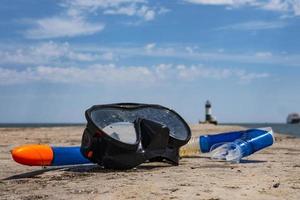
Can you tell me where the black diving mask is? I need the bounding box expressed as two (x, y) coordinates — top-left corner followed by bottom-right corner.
(80, 103), (191, 169)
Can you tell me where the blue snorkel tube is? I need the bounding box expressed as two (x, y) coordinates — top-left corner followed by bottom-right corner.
(200, 130), (245, 153)
(209, 127), (274, 162)
(180, 127), (275, 163)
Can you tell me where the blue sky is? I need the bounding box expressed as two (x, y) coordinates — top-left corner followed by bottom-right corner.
(0, 0), (300, 123)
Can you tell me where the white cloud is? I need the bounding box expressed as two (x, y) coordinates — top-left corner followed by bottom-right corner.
(255, 52), (273, 58)
(291, 0), (300, 15)
(185, 0), (235, 5)
(261, 0), (289, 12)
(93, 44), (299, 66)
(0, 64), (269, 85)
(67, 0), (146, 9)
(235, 70), (269, 83)
(0, 65), (154, 85)
(141, 7), (156, 21)
(184, 0), (257, 6)
(0, 41), (114, 65)
(176, 65), (234, 80)
(157, 7), (171, 15)
(25, 17), (105, 39)
(185, 47), (194, 54)
(101, 52), (115, 61)
(2, 43), (299, 67)
(185, 46), (198, 54)
(24, 0), (167, 39)
(144, 43), (156, 51)
(184, 0), (300, 17)
(104, 4), (138, 15)
(66, 0), (167, 21)
(217, 20), (287, 31)
(104, 4), (156, 21)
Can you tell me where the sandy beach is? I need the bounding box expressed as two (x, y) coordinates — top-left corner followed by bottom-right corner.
(0, 124), (300, 200)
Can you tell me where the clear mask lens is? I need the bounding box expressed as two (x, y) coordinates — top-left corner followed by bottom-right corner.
(103, 122), (137, 144)
(90, 107), (189, 141)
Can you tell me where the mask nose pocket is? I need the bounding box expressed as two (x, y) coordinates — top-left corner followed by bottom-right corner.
(137, 118), (169, 150)
(137, 118), (181, 164)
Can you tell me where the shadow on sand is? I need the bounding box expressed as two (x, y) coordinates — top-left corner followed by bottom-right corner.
(2, 165), (97, 180)
(239, 159), (267, 164)
(3, 167), (66, 180)
(3, 157), (267, 180)
(2, 163), (174, 180)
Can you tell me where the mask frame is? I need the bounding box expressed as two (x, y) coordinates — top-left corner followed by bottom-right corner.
(80, 103), (191, 169)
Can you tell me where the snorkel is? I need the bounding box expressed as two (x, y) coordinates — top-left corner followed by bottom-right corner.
(180, 127), (275, 162)
(11, 103), (275, 168)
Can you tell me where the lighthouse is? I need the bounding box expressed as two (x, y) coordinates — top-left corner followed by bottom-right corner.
(205, 100), (212, 122)
(200, 100), (218, 125)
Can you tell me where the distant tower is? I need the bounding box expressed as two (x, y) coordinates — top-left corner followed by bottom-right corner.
(200, 100), (218, 125)
(205, 100), (212, 122)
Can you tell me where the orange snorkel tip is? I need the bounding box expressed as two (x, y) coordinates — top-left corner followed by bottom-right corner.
(11, 144), (54, 166)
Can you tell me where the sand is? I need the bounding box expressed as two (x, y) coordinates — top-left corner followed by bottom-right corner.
(0, 124), (300, 200)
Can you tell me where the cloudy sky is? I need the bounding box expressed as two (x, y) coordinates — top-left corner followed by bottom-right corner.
(0, 0), (299, 123)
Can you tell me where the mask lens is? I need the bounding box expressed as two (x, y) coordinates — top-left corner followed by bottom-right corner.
(135, 108), (188, 140)
(102, 122), (137, 144)
(90, 106), (189, 142)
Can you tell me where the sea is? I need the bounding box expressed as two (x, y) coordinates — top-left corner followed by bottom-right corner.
(222, 123), (300, 138)
(0, 123), (299, 137)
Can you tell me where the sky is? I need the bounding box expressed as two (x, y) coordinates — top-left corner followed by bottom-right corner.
(0, 0), (300, 123)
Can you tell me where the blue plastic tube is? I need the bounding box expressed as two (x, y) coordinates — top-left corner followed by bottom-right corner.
(199, 130), (245, 153)
(209, 127), (274, 162)
(51, 146), (91, 166)
(199, 127), (274, 153)
(180, 127), (274, 162)
(11, 145), (91, 166)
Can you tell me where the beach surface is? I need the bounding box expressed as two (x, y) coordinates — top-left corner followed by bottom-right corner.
(0, 124), (300, 200)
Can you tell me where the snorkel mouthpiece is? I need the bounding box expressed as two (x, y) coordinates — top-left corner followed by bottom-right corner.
(210, 127), (274, 162)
